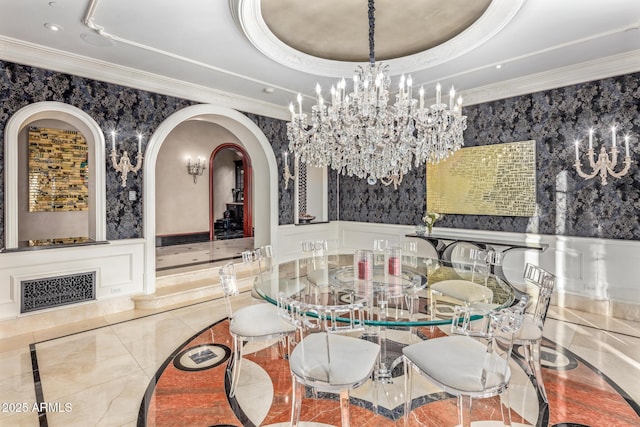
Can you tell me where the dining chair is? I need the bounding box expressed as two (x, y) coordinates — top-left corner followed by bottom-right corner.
(279, 295), (380, 426)
(218, 262), (297, 398)
(502, 263), (556, 402)
(403, 302), (526, 426)
(300, 239), (330, 286)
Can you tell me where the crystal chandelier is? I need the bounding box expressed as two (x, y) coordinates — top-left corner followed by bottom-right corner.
(286, 0), (467, 188)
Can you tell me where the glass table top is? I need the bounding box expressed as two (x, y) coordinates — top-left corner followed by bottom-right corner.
(253, 253), (515, 326)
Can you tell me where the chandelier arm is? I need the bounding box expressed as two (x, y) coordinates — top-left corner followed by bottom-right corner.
(131, 151), (143, 173)
(607, 156), (632, 178)
(606, 147), (618, 169)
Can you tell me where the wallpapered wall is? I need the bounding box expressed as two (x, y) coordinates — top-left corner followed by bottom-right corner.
(1, 60), (639, 246)
(0, 61), (197, 247)
(338, 72), (640, 241)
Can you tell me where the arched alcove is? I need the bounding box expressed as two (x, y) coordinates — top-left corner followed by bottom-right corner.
(4, 102), (106, 248)
(144, 105), (278, 294)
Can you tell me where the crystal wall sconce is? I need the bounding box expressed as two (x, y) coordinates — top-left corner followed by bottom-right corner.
(110, 131), (143, 188)
(187, 156), (206, 183)
(574, 126), (633, 185)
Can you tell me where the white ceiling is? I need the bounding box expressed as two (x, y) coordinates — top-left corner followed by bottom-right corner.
(0, 0), (639, 120)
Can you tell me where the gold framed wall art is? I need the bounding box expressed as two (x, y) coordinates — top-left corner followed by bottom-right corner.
(426, 140), (536, 216)
(28, 126), (89, 212)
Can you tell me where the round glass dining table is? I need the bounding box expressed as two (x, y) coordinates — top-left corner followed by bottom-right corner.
(252, 252), (515, 327)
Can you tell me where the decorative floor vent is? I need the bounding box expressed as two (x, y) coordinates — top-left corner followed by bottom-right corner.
(21, 271), (96, 313)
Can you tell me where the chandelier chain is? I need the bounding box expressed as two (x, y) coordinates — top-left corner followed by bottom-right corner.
(368, 0), (375, 65)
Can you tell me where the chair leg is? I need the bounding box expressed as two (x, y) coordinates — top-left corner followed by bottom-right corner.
(229, 336), (243, 398)
(530, 340), (548, 402)
(457, 395), (472, 427)
(403, 358), (413, 424)
(499, 388), (513, 426)
(339, 388), (350, 426)
(290, 376), (303, 427)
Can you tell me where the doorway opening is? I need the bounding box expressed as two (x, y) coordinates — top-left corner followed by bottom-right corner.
(210, 143), (253, 241)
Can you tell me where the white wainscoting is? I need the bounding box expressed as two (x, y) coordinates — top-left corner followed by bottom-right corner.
(278, 221), (640, 321)
(0, 239), (145, 322)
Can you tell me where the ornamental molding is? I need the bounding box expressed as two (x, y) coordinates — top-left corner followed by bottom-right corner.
(230, 0), (525, 77)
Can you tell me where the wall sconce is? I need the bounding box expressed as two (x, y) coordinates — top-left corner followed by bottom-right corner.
(187, 156), (206, 183)
(282, 151), (297, 190)
(110, 131), (143, 188)
(574, 126), (633, 185)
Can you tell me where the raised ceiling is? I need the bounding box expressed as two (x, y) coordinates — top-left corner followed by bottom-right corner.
(260, 0), (492, 62)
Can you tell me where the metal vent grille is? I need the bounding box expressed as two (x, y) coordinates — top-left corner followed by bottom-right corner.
(21, 271), (96, 313)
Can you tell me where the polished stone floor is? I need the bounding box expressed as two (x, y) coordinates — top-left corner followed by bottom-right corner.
(156, 237), (254, 273)
(1, 289), (639, 426)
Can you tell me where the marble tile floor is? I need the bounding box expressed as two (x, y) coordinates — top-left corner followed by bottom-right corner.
(156, 237), (254, 274)
(1, 294), (639, 427)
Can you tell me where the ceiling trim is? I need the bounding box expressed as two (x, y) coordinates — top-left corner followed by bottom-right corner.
(463, 49), (640, 106)
(232, 0), (525, 77)
(1, 36), (638, 120)
(0, 36), (290, 121)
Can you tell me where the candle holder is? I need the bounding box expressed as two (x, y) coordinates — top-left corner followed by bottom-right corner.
(110, 131), (143, 187)
(574, 127), (632, 185)
(187, 157), (206, 183)
(111, 149), (143, 187)
(282, 151), (297, 190)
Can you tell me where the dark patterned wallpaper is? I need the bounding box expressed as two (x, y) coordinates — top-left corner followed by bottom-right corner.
(338, 72), (640, 240)
(0, 61), (198, 246)
(243, 113), (294, 225)
(1, 59), (638, 245)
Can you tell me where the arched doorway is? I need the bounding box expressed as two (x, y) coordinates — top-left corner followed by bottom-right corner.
(143, 105), (278, 294)
(210, 143), (253, 240)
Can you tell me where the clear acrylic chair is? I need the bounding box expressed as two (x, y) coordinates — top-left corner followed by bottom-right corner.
(279, 295), (380, 427)
(503, 263), (556, 402)
(218, 262), (297, 398)
(403, 303), (526, 426)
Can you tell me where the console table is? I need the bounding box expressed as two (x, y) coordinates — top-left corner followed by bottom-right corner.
(406, 232), (548, 289)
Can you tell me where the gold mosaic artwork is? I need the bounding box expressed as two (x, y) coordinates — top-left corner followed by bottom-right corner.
(427, 140), (536, 216)
(28, 126), (89, 212)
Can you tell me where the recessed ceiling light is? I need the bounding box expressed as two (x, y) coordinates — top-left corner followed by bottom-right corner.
(44, 23), (64, 32)
(48, 1), (59, 7)
(263, 87), (275, 94)
(496, 64), (503, 69)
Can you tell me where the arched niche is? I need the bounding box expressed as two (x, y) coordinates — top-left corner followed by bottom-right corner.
(144, 105), (278, 294)
(4, 102), (106, 248)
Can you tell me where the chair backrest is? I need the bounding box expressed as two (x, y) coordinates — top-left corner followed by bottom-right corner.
(523, 263), (556, 327)
(218, 262), (239, 317)
(279, 291), (367, 332)
(452, 304), (525, 391)
(450, 243), (491, 283)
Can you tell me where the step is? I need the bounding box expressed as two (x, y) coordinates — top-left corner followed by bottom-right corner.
(134, 262), (257, 310)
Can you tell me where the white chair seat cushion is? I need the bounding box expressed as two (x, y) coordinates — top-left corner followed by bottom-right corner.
(307, 268), (329, 286)
(499, 315), (542, 343)
(403, 335), (510, 393)
(230, 303), (297, 338)
(289, 332), (380, 387)
(431, 280), (493, 303)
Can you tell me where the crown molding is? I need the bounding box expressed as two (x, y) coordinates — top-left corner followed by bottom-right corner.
(0, 36), (290, 121)
(1, 36), (639, 119)
(462, 50), (640, 106)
